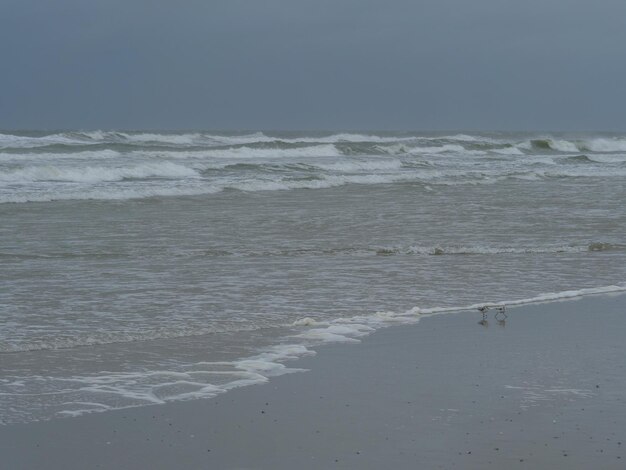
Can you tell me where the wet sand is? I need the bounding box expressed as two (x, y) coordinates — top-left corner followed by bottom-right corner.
(2, 293), (625, 469)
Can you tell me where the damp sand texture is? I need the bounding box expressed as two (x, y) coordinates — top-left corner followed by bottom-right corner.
(2, 293), (625, 469)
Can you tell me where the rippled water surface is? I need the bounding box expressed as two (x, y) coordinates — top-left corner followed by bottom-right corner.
(1, 131), (625, 423)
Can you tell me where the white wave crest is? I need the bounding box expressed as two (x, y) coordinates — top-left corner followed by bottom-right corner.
(119, 132), (202, 145)
(583, 153), (626, 164)
(548, 140), (579, 152)
(130, 144), (342, 160)
(0, 149), (120, 162)
(517, 137), (626, 154)
(409, 144), (467, 154)
(0, 132), (91, 149)
(199, 144), (341, 159)
(4, 161), (626, 204)
(0, 131), (419, 150)
(440, 134), (479, 142)
(210, 132), (416, 145)
(0, 185), (221, 204)
(581, 138), (626, 152)
(0, 161), (198, 183)
(491, 147), (525, 155)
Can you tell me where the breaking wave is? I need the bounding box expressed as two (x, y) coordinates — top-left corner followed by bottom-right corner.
(2, 166), (626, 203)
(2, 131), (626, 204)
(173, 144), (342, 159)
(2, 131), (626, 155)
(522, 137), (626, 153)
(0, 131), (417, 149)
(0, 161), (199, 183)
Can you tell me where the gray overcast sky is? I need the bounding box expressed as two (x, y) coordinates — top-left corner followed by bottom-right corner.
(1, 0), (625, 131)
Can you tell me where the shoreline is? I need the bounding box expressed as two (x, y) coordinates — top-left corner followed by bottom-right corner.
(2, 285), (625, 425)
(2, 293), (626, 469)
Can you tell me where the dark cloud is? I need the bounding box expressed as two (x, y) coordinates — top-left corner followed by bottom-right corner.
(1, 0), (625, 130)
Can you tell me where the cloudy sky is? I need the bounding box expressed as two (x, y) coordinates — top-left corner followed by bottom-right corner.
(1, 0), (625, 130)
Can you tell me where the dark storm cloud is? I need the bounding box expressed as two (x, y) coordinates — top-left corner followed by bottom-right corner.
(1, 0), (625, 130)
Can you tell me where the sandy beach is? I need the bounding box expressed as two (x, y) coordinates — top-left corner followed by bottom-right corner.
(2, 292), (625, 469)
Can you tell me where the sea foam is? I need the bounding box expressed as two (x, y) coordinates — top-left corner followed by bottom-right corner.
(2, 283), (625, 424)
(0, 161), (199, 183)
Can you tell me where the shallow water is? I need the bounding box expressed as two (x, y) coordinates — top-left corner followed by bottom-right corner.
(1, 131), (625, 423)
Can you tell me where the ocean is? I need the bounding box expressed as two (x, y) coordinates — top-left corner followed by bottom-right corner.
(1, 130), (625, 424)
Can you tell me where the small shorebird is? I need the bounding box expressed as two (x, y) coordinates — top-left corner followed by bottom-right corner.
(477, 304), (507, 326)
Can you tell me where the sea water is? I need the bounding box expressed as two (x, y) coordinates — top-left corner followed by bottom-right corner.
(1, 131), (625, 423)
